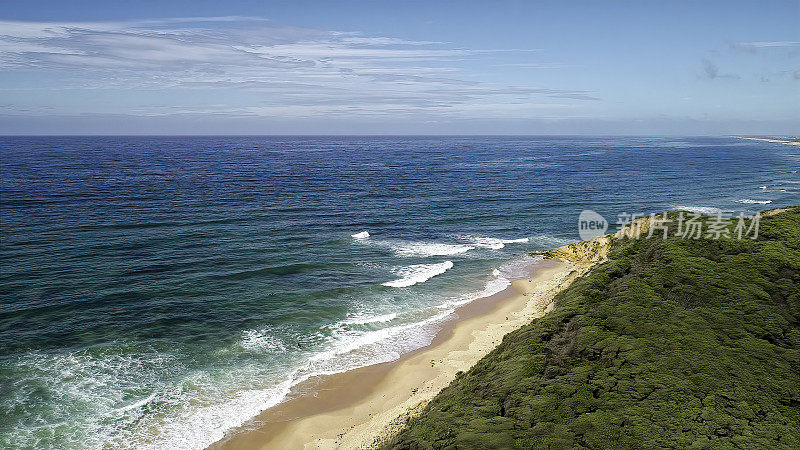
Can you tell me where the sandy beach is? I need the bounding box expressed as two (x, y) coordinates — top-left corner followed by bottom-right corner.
(212, 257), (591, 449)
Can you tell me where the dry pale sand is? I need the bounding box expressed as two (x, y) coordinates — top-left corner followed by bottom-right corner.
(212, 258), (590, 450)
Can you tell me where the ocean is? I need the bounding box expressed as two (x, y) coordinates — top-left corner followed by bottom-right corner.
(0, 136), (797, 448)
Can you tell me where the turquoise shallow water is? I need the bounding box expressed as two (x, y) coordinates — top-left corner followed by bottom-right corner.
(0, 136), (797, 448)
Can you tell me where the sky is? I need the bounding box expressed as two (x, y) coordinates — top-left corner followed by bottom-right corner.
(0, 0), (798, 135)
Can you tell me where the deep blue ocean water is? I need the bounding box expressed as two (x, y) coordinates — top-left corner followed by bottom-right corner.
(0, 136), (797, 448)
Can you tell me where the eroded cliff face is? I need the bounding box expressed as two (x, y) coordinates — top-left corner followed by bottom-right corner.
(545, 235), (613, 264)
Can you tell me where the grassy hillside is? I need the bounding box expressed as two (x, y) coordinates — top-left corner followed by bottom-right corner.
(388, 208), (800, 449)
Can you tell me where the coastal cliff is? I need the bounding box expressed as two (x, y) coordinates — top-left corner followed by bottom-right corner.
(387, 207), (800, 449)
(544, 214), (663, 264)
(545, 235), (614, 264)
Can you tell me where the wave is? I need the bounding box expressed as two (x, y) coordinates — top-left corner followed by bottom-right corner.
(737, 199), (773, 204)
(239, 328), (287, 353)
(460, 235), (529, 250)
(438, 276), (511, 309)
(340, 313), (398, 325)
(391, 242), (474, 257)
(382, 261), (454, 287)
(352, 234), (476, 257)
(674, 206), (723, 215)
(5, 348), (190, 449)
(112, 391), (158, 414)
(357, 235), (534, 257)
(273, 256), (550, 430)
(380, 240), (475, 257)
(437, 255), (543, 310)
(303, 310), (451, 376)
(3, 256), (543, 450)
(149, 379), (294, 450)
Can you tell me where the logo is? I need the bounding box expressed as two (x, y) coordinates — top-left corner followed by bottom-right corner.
(578, 209), (608, 240)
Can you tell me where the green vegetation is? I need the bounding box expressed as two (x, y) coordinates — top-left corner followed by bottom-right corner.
(388, 208), (800, 449)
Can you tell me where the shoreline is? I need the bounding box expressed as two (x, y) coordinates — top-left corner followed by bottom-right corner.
(211, 257), (591, 449)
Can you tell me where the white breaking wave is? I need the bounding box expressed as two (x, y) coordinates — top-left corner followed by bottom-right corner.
(351, 231), (370, 239)
(387, 241), (475, 257)
(461, 235), (529, 250)
(239, 328), (287, 353)
(112, 391), (158, 414)
(129, 254), (547, 450)
(7, 349), (196, 449)
(495, 254), (546, 280)
(340, 312), (398, 325)
(304, 310), (450, 373)
(438, 276), (511, 309)
(674, 206), (723, 215)
(143, 309), (441, 450)
(437, 254), (544, 310)
(144, 379), (294, 450)
(8, 254), (549, 450)
(140, 255), (545, 450)
(737, 199), (773, 204)
(382, 261), (454, 287)
(353, 236), (475, 257)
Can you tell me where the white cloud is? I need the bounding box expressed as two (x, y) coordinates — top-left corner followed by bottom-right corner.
(0, 18), (480, 70)
(0, 17), (596, 119)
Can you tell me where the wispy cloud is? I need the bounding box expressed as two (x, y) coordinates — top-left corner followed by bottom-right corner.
(0, 17), (596, 119)
(494, 62), (569, 69)
(729, 41), (800, 53)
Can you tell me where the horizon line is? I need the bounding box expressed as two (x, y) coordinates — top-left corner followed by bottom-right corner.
(1, 134), (794, 138)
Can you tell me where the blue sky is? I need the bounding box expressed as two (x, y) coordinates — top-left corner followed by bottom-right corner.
(0, 0), (798, 134)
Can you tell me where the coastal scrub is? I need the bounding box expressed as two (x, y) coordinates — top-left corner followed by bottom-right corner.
(388, 208), (800, 449)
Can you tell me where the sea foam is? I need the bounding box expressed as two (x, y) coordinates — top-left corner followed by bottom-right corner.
(20, 256), (545, 450)
(390, 242), (474, 257)
(341, 313), (398, 325)
(437, 254), (544, 309)
(382, 261), (454, 287)
(737, 199), (773, 204)
(240, 328), (287, 353)
(461, 235), (530, 250)
(352, 236), (475, 257)
(674, 206), (723, 215)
